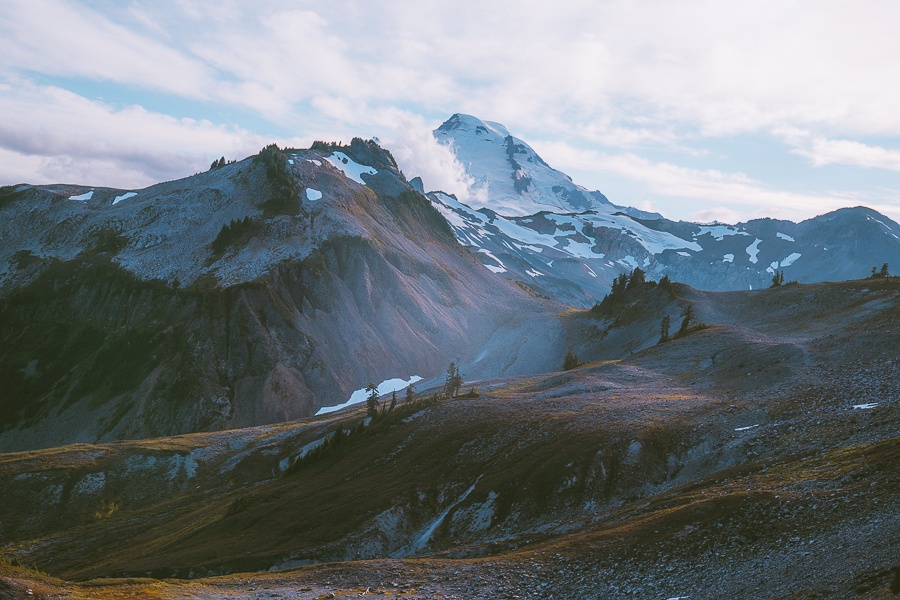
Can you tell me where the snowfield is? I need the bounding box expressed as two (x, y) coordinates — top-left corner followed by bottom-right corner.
(326, 152), (377, 185)
(316, 376), (423, 415)
(112, 192), (137, 205)
(67, 190), (94, 201)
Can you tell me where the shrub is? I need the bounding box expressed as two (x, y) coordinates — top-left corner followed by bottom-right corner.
(562, 350), (579, 371)
(253, 144), (300, 215)
(211, 216), (256, 254)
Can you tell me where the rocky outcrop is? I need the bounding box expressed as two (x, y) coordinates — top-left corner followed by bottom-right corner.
(0, 142), (566, 451)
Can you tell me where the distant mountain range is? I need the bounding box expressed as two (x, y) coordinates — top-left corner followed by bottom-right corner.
(428, 114), (900, 306)
(1, 117), (898, 450)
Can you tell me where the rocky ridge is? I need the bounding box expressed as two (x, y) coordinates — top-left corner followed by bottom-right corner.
(430, 114), (900, 306)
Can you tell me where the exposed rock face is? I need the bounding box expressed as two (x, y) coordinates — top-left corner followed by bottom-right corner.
(431, 115), (900, 307)
(0, 141), (566, 451)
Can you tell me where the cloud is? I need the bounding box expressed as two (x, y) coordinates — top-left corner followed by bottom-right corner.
(0, 81), (303, 187)
(1, 1), (899, 223)
(0, 0), (215, 99)
(532, 140), (867, 222)
(779, 129), (900, 171)
(383, 118), (482, 203)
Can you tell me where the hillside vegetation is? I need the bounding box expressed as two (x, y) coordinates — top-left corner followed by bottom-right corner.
(1, 277), (897, 598)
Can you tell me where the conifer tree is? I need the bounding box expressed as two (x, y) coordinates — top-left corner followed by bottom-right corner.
(444, 362), (462, 398)
(626, 267), (645, 290)
(389, 390), (397, 411)
(562, 349), (579, 371)
(365, 383), (379, 418)
(659, 315), (671, 343)
(611, 273), (628, 297)
(679, 305), (694, 334)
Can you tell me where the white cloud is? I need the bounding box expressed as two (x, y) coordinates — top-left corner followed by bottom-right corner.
(0, 81), (302, 187)
(533, 140), (868, 222)
(779, 129), (900, 171)
(383, 119), (481, 202)
(1, 1), (899, 223)
(0, 0), (215, 100)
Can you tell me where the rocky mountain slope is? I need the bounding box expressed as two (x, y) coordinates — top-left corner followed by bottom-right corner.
(431, 114), (900, 306)
(0, 140), (568, 452)
(1, 276), (897, 598)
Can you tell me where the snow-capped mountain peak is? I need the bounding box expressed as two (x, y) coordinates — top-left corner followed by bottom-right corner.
(433, 114), (614, 217)
(427, 115), (900, 307)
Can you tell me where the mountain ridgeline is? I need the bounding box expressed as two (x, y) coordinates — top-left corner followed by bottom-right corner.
(0, 124), (899, 598)
(1, 118), (899, 452)
(429, 114), (900, 307)
(0, 139), (566, 451)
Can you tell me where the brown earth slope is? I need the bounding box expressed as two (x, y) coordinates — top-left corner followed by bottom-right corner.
(0, 141), (567, 452)
(1, 277), (898, 598)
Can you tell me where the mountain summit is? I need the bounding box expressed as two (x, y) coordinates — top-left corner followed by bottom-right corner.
(435, 113), (627, 217)
(429, 115), (900, 306)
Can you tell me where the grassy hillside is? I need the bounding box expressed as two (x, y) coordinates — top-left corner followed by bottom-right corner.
(1, 278), (898, 598)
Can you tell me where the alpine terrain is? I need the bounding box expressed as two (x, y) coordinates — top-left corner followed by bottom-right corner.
(0, 140), (567, 452)
(429, 114), (900, 307)
(0, 121), (898, 599)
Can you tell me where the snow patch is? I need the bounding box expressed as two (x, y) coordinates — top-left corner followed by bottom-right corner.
(560, 237), (601, 258)
(326, 152), (377, 185)
(620, 255), (639, 270)
(68, 190), (94, 201)
(112, 192), (137, 205)
(306, 159), (322, 166)
(853, 403), (878, 410)
(734, 424), (759, 431)
(723, 253), (734, 263)
(746, 238), (762, 264)
(781, 252), (802, 267)
(316, 376), (422, 415)
(868, 216), (897, 238)
(677, 251), (691, 257)
(777, 232), (795, 242)
(525, 268), (543, 277)
(306, 188), (323, 201)
(477, 248), (507, 273)
(697, 224), (749, 241)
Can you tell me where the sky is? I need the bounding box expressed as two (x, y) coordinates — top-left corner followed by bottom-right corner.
(2, 0), (900, 224)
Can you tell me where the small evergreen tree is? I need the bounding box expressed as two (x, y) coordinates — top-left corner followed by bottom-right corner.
(365, 383), (379, 418)
(880, 262), (890, 278)
(389, 390), (397, 411)
(626, 267), (646, 290)
(332, 423), (345, 446)
(771, 270), (785, 287)
(444, 362), (462, 398)
(405, 383), (415, 404)
(611, 272), (628, 297)
(659, 315), (671, 343)
(679, 305), (695, 334)
(562, 349), (579, 371)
